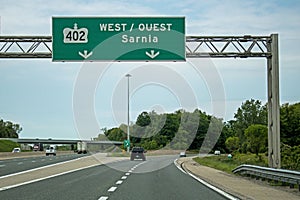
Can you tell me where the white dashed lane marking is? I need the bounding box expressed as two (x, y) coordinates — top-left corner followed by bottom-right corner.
(98, 161), (147, 199)
(98, 196), (108, 200)
(108, 186), (117, 192)
(116, 180), (123, 185)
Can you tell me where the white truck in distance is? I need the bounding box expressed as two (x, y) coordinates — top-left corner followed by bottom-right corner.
(45, 145), (56, 156)
(77, 141), (87, 154)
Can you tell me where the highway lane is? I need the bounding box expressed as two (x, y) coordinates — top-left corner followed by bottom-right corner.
(0, 153), (87, 176)
(0, 155), (228, 200)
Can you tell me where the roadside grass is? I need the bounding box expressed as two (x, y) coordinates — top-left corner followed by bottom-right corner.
(193, 153), (268, 174)
(0, 140), (20, 152)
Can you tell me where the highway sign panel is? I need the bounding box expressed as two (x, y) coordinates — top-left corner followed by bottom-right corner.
(123, 140), (130, 148)
(52, 17), (185, 61)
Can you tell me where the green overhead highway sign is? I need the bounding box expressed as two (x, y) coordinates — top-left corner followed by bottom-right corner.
(52, 17), (185, 61)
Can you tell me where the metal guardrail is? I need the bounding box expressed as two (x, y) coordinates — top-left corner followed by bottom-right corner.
(232, 164), (300, 191)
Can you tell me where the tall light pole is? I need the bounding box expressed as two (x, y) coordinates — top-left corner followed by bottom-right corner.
(125, 74), (131, 153)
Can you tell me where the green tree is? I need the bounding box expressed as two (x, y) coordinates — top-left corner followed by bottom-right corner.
(280, 103), (300, 146)
(189, 109), (210, 150)
(281, 144), (300, 170)
(104, 127), (126, 141)
(0, 119), (22, 138)
(159, 113), (180, 141)
(215, 121), (235, 153)
(225, 136), (240, 152)
(136, 111), (151, 127)
(244, 124), (268, 155)
(232, 99), (267, 151)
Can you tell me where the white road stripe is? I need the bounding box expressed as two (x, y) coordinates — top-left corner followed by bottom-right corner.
(116, 180), (123, 185)
(125, 173), (130, 176)
(0, 163), (100, 191)
(128, 170), (133, 173)
(121, 176), (127, 180)
(0, 158), (82, 179)
(174, 159), (238, 200)
(98, 196), (108, 200)
(108, 186), (117, 192)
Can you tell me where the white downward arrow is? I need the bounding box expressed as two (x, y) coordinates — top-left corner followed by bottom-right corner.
(79, 50), (93, 59)
(145, 50), (160, 59)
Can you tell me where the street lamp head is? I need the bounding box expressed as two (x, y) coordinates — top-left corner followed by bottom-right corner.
(125, 74), (132, 78)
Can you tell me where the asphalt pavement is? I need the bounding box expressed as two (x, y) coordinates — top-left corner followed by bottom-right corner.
(0, 154), (228, 200)
(0, 153), (86, 176)
(3, 153), (298, 200)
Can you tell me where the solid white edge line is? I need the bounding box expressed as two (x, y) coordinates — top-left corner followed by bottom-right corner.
(186, 170), (239, 200)
(0, 163), (100, 191)
(173, 159), (239, 200)
(173, 159), (187, 174)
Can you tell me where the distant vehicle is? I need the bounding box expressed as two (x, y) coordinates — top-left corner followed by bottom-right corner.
(33, 143), (43, 151)
(45, 145), (56, 156)
(33, 144), (39, 151)
(77, 141), (87, 154)
(130, 147), (146, 161)
(214, 150), (221, 155)
(12, 147), (21, 153)
(179, 151), (186, 157)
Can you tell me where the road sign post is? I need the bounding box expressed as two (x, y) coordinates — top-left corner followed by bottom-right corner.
(52, 17), (185, 61)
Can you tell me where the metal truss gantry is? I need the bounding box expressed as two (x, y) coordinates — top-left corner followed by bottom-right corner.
(0, 34), (281, 168)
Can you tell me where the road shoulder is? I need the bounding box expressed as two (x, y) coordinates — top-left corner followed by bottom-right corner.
(177, 157), (300, 200)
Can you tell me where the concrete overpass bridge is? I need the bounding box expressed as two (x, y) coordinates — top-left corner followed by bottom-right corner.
(0, 138), (123, 150)
(1, 138), (122, 145)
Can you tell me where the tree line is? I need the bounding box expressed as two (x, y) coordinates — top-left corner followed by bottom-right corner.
(98, 99), (300, 169)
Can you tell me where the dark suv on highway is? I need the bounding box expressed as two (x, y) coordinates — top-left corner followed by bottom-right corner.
(130, 147), (146, 161)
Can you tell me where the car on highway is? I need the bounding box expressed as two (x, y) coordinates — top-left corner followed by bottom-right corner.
(179, 151), (186, 157)
(45, 145), (57, 156)
(12, 147), (21, 153)
(130, 147), (146, 161)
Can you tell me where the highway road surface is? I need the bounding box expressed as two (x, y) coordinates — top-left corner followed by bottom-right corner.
(0, 153), (86, 176)
(0, 154), (228, 200)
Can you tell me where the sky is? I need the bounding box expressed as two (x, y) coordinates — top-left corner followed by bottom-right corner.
(0, 0), (300, 140)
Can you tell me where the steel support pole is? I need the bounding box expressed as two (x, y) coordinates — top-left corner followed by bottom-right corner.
(267, 34), (281, 168)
